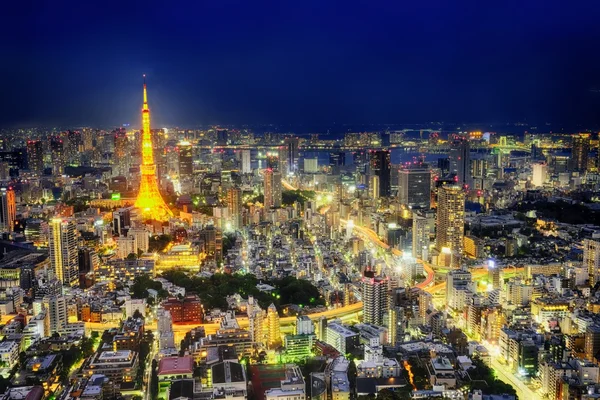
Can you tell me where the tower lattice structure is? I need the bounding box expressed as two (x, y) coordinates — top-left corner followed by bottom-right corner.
(134, 76), (173, 221)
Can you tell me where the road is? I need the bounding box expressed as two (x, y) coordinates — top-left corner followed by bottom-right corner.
(340, 218), (435, 289)
(490, 357), (540, 400)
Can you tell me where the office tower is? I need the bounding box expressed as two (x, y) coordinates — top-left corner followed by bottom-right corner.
(304, 158), (318, 173)
(398, 165), (431, 208)
(26, 140), (43, 174)
(113, 208), (131, 236)
(329, 151), (345, 175)
(113, 128), (129, 176)
(369, 150), (391, 197)
(241, 150), (251, 174)
(449, 135), (471, 187)
(362, 270), (389, 326)
(49, 218), (78, 287)
(50, 136), (65, 175)
(266, 303), (281, 349)
(227, 187), (242, 230)
(572, 133), (591, 172)
(446, 268), (472, 311)
(317, 317), (327, 342)
(178, 140), (193, 177)
(353, 151), (368, 174)
(436, 185), (465, 268)
(247, 296), (264, 344)
(266, 153), (279, 170)
(369, 175), (380, 200)
(134, 76), (173, 221)
(43, 295), (68, 335)
(532, 162), (548, 187)
(284, 137), (299, 174)
(412, 210), (434, 259)
(78, 247), (98, 286)
(0, 187), (16, 232)
(584, 239), (600, 286)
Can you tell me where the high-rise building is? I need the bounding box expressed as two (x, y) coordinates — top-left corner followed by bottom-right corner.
(50, 137), (65, 175)
(113, 128), (129, 177)
(572, 133), (591, 172)
(43, 295), (68, 335)
(369, 150), (391, 197)
(436, 185), (465, 268)
(369, 175), (380, 200)
(266, 303), (281, 349)
(227, 187), (242, 229)
(412, 210), (434, 259)
(487, 260), (502, 290)
(26, 140), (44, 175)
(199, 226), (223, 261)
(584, 239), (600, 286)
(304, 158), (318, 173)
(449, 135), (471, 188)
(178, 141), (193, 178)
(585, 325), (600, 362)
(113, 208), (131, 237)
(127, 227), (150, 253)
(134, 76), (173, 221)
(329, 152), (345, 175)
(0, 187), (16, 232)
(263, 169), (282, 209)
(49, 218), (78, 287)
(362, 270), (389, 326)
(398, 165), (431, 208)
(532, 162), (548, 187)
(446, 268), (472, 311)
(284, 137), (299, 174)
(241, 150), (251, 174)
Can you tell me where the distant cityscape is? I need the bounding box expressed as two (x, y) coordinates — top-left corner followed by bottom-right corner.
(0, 78), (598, 400)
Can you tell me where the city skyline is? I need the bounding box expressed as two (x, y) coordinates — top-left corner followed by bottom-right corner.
(3, 2), (600, 128)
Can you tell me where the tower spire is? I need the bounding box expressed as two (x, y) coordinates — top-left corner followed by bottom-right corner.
(143, 74), (148, 107)
(134, 75), (173, 221)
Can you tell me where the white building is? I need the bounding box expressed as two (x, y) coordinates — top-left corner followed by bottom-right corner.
(0, 340), (19, 368)
(116, 236), (137, 259)
(532, 162), (548, 187)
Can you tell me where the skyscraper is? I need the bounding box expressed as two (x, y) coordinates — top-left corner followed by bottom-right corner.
(26, 140), (43, 175)
(284, 137), (299, 174)
(266, 303), (281, 349)
(241, 150), (251, 174)
(436, 185), (465, 268)
(329, 151), (345, 175)
(264, 169), (282, 209)
(227, 187), (243, 229)
(412, 210), (434, 259)
(362, 270), (389, 326)
(113, 128), (129, 177)
(572, 133), (591, 172)
(178, 140), (193, 178)
(449, 135), (471, 188)
(369, 150), (391, 197)
(0, 187), (16, 232)
(398, 165), (431, 208)
(49, 218), (78, 287)
(50, 137), (65, 175)
(134, 76), (173, 221)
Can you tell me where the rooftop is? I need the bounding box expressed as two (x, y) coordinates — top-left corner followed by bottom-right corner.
(158, 356), (194, 375)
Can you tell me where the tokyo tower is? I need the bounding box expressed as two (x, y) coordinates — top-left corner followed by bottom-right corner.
(134, 75), (173, 221)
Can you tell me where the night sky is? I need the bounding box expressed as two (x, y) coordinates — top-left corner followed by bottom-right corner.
(2, 1), (600, 129)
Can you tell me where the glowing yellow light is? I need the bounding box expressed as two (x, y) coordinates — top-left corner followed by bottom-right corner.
(134, 77), (174, 221)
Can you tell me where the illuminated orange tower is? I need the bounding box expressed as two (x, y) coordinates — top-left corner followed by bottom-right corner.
(134, 75), (173, 221)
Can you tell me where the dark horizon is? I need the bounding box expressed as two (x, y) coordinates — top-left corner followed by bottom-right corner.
(3, 1), (600, 129)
